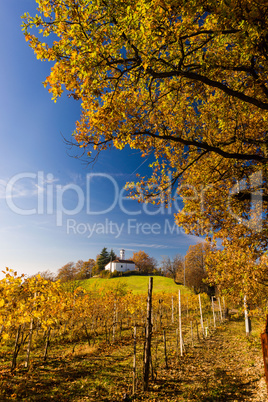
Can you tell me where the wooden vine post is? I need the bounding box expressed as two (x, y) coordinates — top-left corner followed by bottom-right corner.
(212, 297), (216, 329)
(163, 330), (168, 369)
(113, 298), (117, 343)
(11, 325), (21, 371)
(24, 318), (34, 368)
(43, 327), (51, 362)
(0, 324), (5, 342)
(261, 315), (268, 392)
(132, 325), (137, 395)
(143, 277), (153, 391)
(25, 291), (36, 369)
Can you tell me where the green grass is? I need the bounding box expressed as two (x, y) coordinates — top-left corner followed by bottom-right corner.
(81, 275), (191, 294)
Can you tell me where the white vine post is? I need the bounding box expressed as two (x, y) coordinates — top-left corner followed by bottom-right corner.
(183, 258), (186, 286)
(176, 328), (179, 359)
(244, 295), (251, 336)
(171, 296), (174, 324)
(218, 297), (223, 322)
(190, 321), (194, 347)
(198, 294), (204, 338)
(178, 289), (183, 356)
(222, 296), (226, 318)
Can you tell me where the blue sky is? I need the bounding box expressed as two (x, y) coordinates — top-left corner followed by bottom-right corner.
(0, 1), (203, 277)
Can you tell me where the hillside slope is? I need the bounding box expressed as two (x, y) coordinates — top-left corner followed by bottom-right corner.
(81, 275), (191, 294)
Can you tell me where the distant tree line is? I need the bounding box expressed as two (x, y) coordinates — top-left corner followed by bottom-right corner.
(35, 247), (159, 282)
(34, 243), (214, 295)
(35, 258), (96, 283)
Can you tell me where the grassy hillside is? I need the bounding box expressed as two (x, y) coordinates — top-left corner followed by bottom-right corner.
(81, 275), (191, 294)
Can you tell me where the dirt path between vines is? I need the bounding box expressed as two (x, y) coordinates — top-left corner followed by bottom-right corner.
(134, 318), (267, 401)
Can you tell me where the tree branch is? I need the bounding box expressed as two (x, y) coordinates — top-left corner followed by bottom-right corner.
(147, 68), (268, 110)
(131, 130), (267, 162)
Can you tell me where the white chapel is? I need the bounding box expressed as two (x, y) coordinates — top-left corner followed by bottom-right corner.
(105, 249), (137, 273)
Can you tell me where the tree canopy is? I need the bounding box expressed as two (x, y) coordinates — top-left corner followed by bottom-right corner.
(56, 262), (78, 283)
(56, 259), (96, 281)
(22, 0), (268, 298)
(96, 247), (110, 272)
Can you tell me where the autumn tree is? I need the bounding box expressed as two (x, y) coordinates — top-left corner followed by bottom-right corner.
(161, 254), (184, 283)
(185, 243), (213, 294)
(57, 259), (98, 281)
(56, 262), (77, 283)
(32, 270), (56, 282)
(132, 251), (157, 274)
(76, 259), (95, 280)
(206, 241), (268, 305)
(75, 260), (84, 275)
(23, 1), (268, 292)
